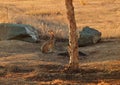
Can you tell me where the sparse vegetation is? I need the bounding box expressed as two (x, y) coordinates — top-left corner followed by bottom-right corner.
(0, 0), (120, 39)
(0, 0), (120, 85)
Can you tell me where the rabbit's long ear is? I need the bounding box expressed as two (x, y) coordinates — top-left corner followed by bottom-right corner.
(48, 30), (54, 35)
(50, 31), (54, 35)
(48, 30), (53, 32)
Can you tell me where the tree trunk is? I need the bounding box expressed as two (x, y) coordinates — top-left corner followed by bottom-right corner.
(65, 0), (79, 71)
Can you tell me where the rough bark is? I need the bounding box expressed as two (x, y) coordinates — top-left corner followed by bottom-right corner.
(65, 0), (79, 71)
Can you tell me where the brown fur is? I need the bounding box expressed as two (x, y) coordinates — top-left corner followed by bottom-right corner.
(41, 31), (55, 53)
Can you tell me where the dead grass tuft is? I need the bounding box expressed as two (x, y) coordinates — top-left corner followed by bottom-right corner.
(0, 66), (6, 76)
(97, 81), (109, 85)
(25, 9), (62, 16)
(5, 65), (34, 73)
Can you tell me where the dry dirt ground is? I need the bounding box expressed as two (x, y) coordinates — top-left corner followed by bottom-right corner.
(0, 39), (120, 85)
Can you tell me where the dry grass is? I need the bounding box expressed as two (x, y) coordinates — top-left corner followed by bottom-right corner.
(0, 0), (120, 39)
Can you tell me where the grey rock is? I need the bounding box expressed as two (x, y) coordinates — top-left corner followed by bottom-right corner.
(0, 23), (40, 43)
(78, 26), (101, 46)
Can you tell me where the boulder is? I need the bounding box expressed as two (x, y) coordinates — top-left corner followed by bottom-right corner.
(0, 23), (40, 43)
(78, 26), (101, 46)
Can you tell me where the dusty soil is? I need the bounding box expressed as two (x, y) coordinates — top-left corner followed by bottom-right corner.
(0, 39), (120, 85)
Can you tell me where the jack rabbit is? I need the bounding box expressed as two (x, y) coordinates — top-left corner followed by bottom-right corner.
(41, 30), (55, 53)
